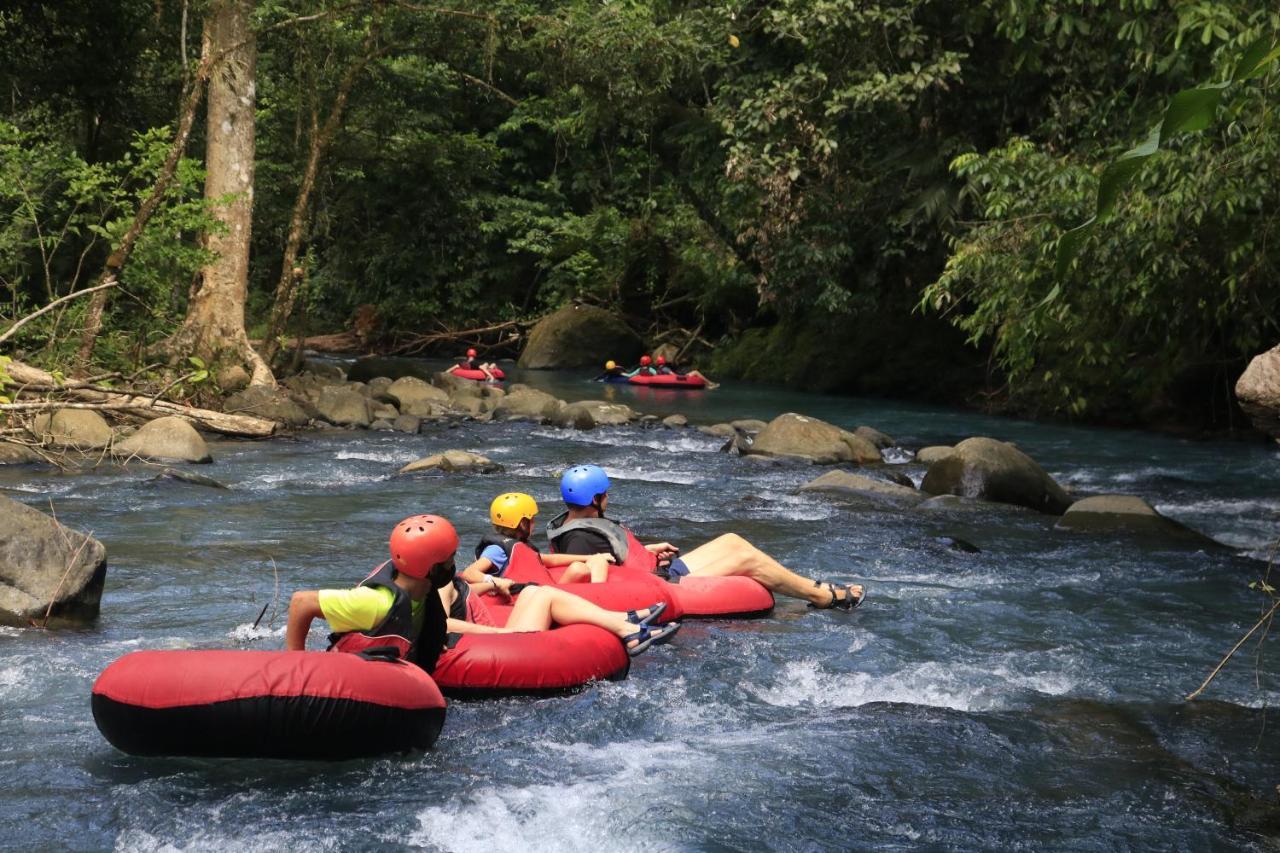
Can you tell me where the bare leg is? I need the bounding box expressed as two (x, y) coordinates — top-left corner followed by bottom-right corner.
(559, 561), (592, 584)
(504, 586), (653, 637)
(679, 533), (862, 606)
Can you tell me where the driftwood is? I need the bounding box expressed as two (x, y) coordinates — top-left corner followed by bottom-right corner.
(3, 360), (277, 438)
(388, 318), (535, 356)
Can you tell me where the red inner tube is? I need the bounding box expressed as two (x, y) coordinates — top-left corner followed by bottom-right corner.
(628, 372), (706, 388)
(452, 367), (505, 381)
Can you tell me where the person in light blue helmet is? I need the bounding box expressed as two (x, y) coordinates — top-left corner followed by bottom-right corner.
(545, 465), (865, 610)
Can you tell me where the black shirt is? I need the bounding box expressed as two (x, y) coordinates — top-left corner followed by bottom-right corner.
(555, 527), (617, 561)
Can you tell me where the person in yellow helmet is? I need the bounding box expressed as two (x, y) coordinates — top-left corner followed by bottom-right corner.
(459, 492), (612, 587)
(595, 359), (627, 382)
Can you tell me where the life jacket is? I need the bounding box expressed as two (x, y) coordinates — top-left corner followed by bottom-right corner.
(546, 511), (658, 573)
(473, 533), (539, 577)
(328, 561), (416, 660)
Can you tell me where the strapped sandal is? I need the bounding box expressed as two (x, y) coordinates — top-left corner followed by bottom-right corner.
(621, 621), (681, 657)
(807, 580), (866, 611)
(626, 601), (667, 627)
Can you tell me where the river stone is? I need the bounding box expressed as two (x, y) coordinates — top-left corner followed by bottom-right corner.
(315, 386), (372, 427)
(556, 400), (634, 430)
(698, 423), (738, 438)
(798, 470), (924, 505)
(365, 376), (395, 401)
(921, 436), (1070, 514)
(916, 446), (954, 464)
(746, 413), (883, 464)
(730, 419), (768, 434)
(1055, 494), (1213, 542)
(113, 416), (212, 464)
(300, 359), (346, 381)
(913, 494), (981, 511)
(150, 467), (228, 489)
(854, 426), (896, 449)
(369, 418), (394, 431)
(662, 414), (688, 428)
(1235, 342), (1280, 439)
(518, 304), (645, 369)
(223, 385), (311, 427)
(0, 442), (43, 465)
(494, 386), (563, 422)
(0, 494), (107, 627)
(33, 409), (114, 450)
(371, 403), (399, 421)
(399, 450), (502, 474)
(393, 415), (422, 434)
(386, 377), (449, 417)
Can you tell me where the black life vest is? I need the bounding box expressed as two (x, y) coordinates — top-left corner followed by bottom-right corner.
(472, 533), (541, 577)
(545, 511), (659, 572)
(328, 561), (418, 660)
(447, 577), (470, 622)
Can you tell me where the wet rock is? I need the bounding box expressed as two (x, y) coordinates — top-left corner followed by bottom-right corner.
(399, 450), (502, 474)
(314, 386), (372, 428)
(0, 494), (107, 627)
(150, 467), (228, 489)
(730, 419), (768, 434)
(719, 433), (748, 455)
(698, 423), (738, 438)
(746, 413), (883, 464)
(494, 386), (564, 422)
(913, 494), (980, 511)
(871, 468), (915, 488)
(224, 385), (311, 427)
(450, 396), (492, 418)
(386, 377), (449, 417)
(430, 371), (477, 394)
(393, 415), (422, 434)
(33, 409), (113, 450)
(1235, 342), (1280, 439)
(798, 470), (923, 504)
(933, 535), (981, 553)
(662, 414), (688, 429)
(921, 436), (1070, 515)
(370, 418), (395, 431)
(1055, 494), (1217, 543)
(300, 359), (346, 381)
(518, 304), (645, 369)
(365, 376), (395, 402)
(854, 425), (895, 449)
(915, 445), (954, 464)
(113, 416), (211, 464)
(0, 442), (43, 465)
(556, 400), (634, 430)
(371, 402), (400, 421)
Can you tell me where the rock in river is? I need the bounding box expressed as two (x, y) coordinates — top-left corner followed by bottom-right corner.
(113, 416), (212, 464)
(399, 450), (503, 474)
(224, 385), (311, 427)
(745, 413), (883, 464)
(0, 494), (107, 627)
(921, 436), (1070, 515)
(518, 304), (645, 369)
(386, 377), (449, 417)
(798, 470), (924, 505)
(33, 409), (113, 450)
(314, 386), (372, 428)
(1235, 342), (1280, 440)
(0, 442), (43, 465)
(1055, 494), (1217, 543)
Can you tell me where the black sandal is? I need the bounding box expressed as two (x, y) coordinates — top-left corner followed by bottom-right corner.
(807, 580), (865, 611)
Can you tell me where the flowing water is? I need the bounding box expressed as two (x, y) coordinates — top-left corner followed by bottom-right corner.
(2, 363), (1278, 851)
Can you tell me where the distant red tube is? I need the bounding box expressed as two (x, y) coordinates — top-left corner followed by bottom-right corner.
(627, 373), (706, 388)
(452, 367), (505, 382)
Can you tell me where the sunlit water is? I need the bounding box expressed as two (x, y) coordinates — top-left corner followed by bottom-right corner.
(2, 364), (1278, 850)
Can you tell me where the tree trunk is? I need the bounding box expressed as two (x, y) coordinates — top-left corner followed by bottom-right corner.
(165, 0), (273, 386)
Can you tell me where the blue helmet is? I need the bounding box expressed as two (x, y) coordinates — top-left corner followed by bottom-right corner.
(560, 465), (610, 507)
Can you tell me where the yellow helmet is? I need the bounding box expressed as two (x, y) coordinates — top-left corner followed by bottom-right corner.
(490, 492), (539, 528)
(605, 360), (617, 370)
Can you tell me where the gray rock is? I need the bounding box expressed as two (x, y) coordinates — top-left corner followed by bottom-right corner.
(730, 419), (768, 434)
(150, 467), (228, 489)
(365, 376), (395, 401)
(386, 377), (449, 417)
(518, 304), (645, 369)
(399, 450), (503, 474)
(33, 409), (113, 450)
(556, 400), (634, 430)
(494, 386), (564, 422)
(314, 386), (372, 428)
(745, 413), (883, 464)
(224, 385), (311, 427)
(370, 419), (394, 431)
(1236, 342), (1280, 439)
(300, 359), (346, 381)
(798, 470), (923, 505)
(854, 425), (896, 449)
(1055, 494), (1216, 542)
(371, 403), (400, 421)
(873, 468), (915, 488)
(915, 446), (954, 464)
(698, 423), (738, 438)
(662, 414), (688, 429)
(0, 442), (43, 465)
(0, 494), (107, 627)
(393, 415), (422, 434)
(913, 494), (980, 511)
(114, 416), (212, 464)
(921, 436), (1070, 515)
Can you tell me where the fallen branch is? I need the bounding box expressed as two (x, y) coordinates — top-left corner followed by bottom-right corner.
(0, 281), (119, 347)
(388, 317), (537, 356)
(1186, 598), (1280, 701)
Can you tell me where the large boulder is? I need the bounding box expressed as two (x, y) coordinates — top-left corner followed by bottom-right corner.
(854, 426), (896, 449)
(745, 413), (883, 464)
(0, 442), (43, 465)
(798, 470), (924, 505)
(915, 445), (954, 464)
(399, 450), (502, 474)
(33, 409), (113, 450)
(921, 436), (1070, 514)
(493, 386), (564, 422)
(555, 400), (634, 430)
(113, 416), (212, 464)
(1236, 343), (1280, 439)
(223, 385), (311, 427)
(0, 495), (107, 627)
(314, 386), (372, 428)
(731, 419), (768, 434)
(518, 304), (645, 369)
(1055, 494), (1217, 543)
(386, 377), (449, 417)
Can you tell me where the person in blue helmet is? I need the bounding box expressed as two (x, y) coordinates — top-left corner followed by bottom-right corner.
(544, 465), (865, 610)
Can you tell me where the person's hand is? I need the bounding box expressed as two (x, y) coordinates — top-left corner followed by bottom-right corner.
(596, 552), (617, 564)
(486, 577), (514, 601)
(645, 542), (679, 559)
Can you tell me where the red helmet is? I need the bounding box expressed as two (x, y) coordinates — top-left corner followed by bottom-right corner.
(656, 355), (666, 365)
(466, 348), (477, 358)
(640, 355), (652, 366)
(389, 515), (459, 579)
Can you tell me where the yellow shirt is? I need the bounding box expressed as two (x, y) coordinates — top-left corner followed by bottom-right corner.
(319, 587), (425, 634)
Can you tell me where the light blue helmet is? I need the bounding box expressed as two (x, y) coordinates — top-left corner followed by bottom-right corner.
(560, 465), (611, 507)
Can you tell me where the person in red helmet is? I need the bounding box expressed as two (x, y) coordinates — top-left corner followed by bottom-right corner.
(625, 354), (657, 378)
(447, 346), (498, 380)
(285, 514), (457, 673)
(654, 355), (674, 375)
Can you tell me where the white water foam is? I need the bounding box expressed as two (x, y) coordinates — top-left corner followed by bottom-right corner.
(529, 427), (722, 454)
(115, 829), (339, 853)
(227, 622), (286, 643)
(332, 449), (416, 464)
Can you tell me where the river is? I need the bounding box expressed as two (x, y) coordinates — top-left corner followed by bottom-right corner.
(2, 363), (1277, 850)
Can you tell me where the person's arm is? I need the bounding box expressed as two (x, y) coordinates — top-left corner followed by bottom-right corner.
(645, 541), (680, 559)
(446, 617), (509, 635)
(285, 590), (323, 651)
(469, 576), (514, 601)
(460, 556), (495, 583)
(539, 551), (614, 567)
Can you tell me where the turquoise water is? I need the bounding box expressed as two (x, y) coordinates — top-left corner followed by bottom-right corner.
(1, 365), (1277, 850)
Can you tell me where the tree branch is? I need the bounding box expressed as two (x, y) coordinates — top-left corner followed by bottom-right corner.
(0, 281), (118, 347)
